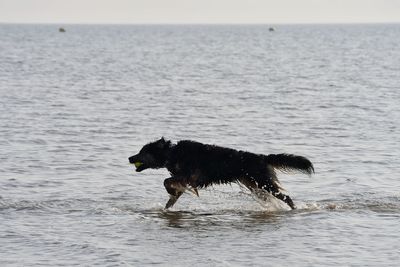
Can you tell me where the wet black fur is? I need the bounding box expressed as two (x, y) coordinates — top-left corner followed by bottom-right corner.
(129, 138), (314, 209)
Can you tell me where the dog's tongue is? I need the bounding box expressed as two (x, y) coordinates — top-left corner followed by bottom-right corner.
(134, 162), (143, 168)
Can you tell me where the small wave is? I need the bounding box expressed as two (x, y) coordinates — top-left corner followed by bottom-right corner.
(0, 197), (104, 214)
(295, 195), (400, 213)
(0, 199), (46, 211)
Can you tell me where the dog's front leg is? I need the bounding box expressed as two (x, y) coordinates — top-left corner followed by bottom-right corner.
(163, 177), (185, 209)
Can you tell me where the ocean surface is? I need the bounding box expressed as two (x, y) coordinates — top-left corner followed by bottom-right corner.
(1, 24), (399, 266)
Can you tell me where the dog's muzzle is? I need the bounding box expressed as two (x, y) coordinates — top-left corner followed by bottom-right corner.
(129, 155), (145, 172)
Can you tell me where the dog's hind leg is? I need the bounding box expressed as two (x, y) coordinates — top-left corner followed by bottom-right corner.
(261, 183), (296, 210)
(272, 190), (296, 210)
(163, 177), (185, 209)
(240, 177), (296, 210)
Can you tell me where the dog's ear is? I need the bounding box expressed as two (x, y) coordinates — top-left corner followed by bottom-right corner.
(157, 137), (171, 148)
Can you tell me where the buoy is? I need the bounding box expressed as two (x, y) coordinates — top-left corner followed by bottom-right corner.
(59, 27), (66, 33)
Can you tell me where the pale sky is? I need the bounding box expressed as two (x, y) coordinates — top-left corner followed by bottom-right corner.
(0, 0), (399, 24)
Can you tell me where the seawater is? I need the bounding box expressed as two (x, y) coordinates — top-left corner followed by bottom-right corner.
(1, 24), (400, 266)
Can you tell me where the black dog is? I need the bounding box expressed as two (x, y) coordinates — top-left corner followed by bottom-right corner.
(129, 138), (314, 210)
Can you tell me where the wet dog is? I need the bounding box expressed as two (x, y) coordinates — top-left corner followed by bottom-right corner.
(129, 138), (314, 209)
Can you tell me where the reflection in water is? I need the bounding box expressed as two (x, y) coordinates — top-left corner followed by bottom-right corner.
(158, 210), (189, 228)
(156, 208), (283, 230)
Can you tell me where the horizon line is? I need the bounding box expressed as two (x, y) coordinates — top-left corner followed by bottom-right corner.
(1, 21), (400, 26)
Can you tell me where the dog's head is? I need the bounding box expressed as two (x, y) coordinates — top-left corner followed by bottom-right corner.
(129, 137), (172, 172)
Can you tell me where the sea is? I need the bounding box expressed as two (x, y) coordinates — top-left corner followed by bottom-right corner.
(1, 24), (399, 266)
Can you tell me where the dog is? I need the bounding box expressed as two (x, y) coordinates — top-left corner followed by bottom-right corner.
(129, 138), (314, 210)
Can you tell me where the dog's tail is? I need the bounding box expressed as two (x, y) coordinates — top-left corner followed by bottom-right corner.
(265, 154), (314, 175)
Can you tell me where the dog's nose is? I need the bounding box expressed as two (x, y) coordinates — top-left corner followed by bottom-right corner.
(129, 156), (135, 164)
